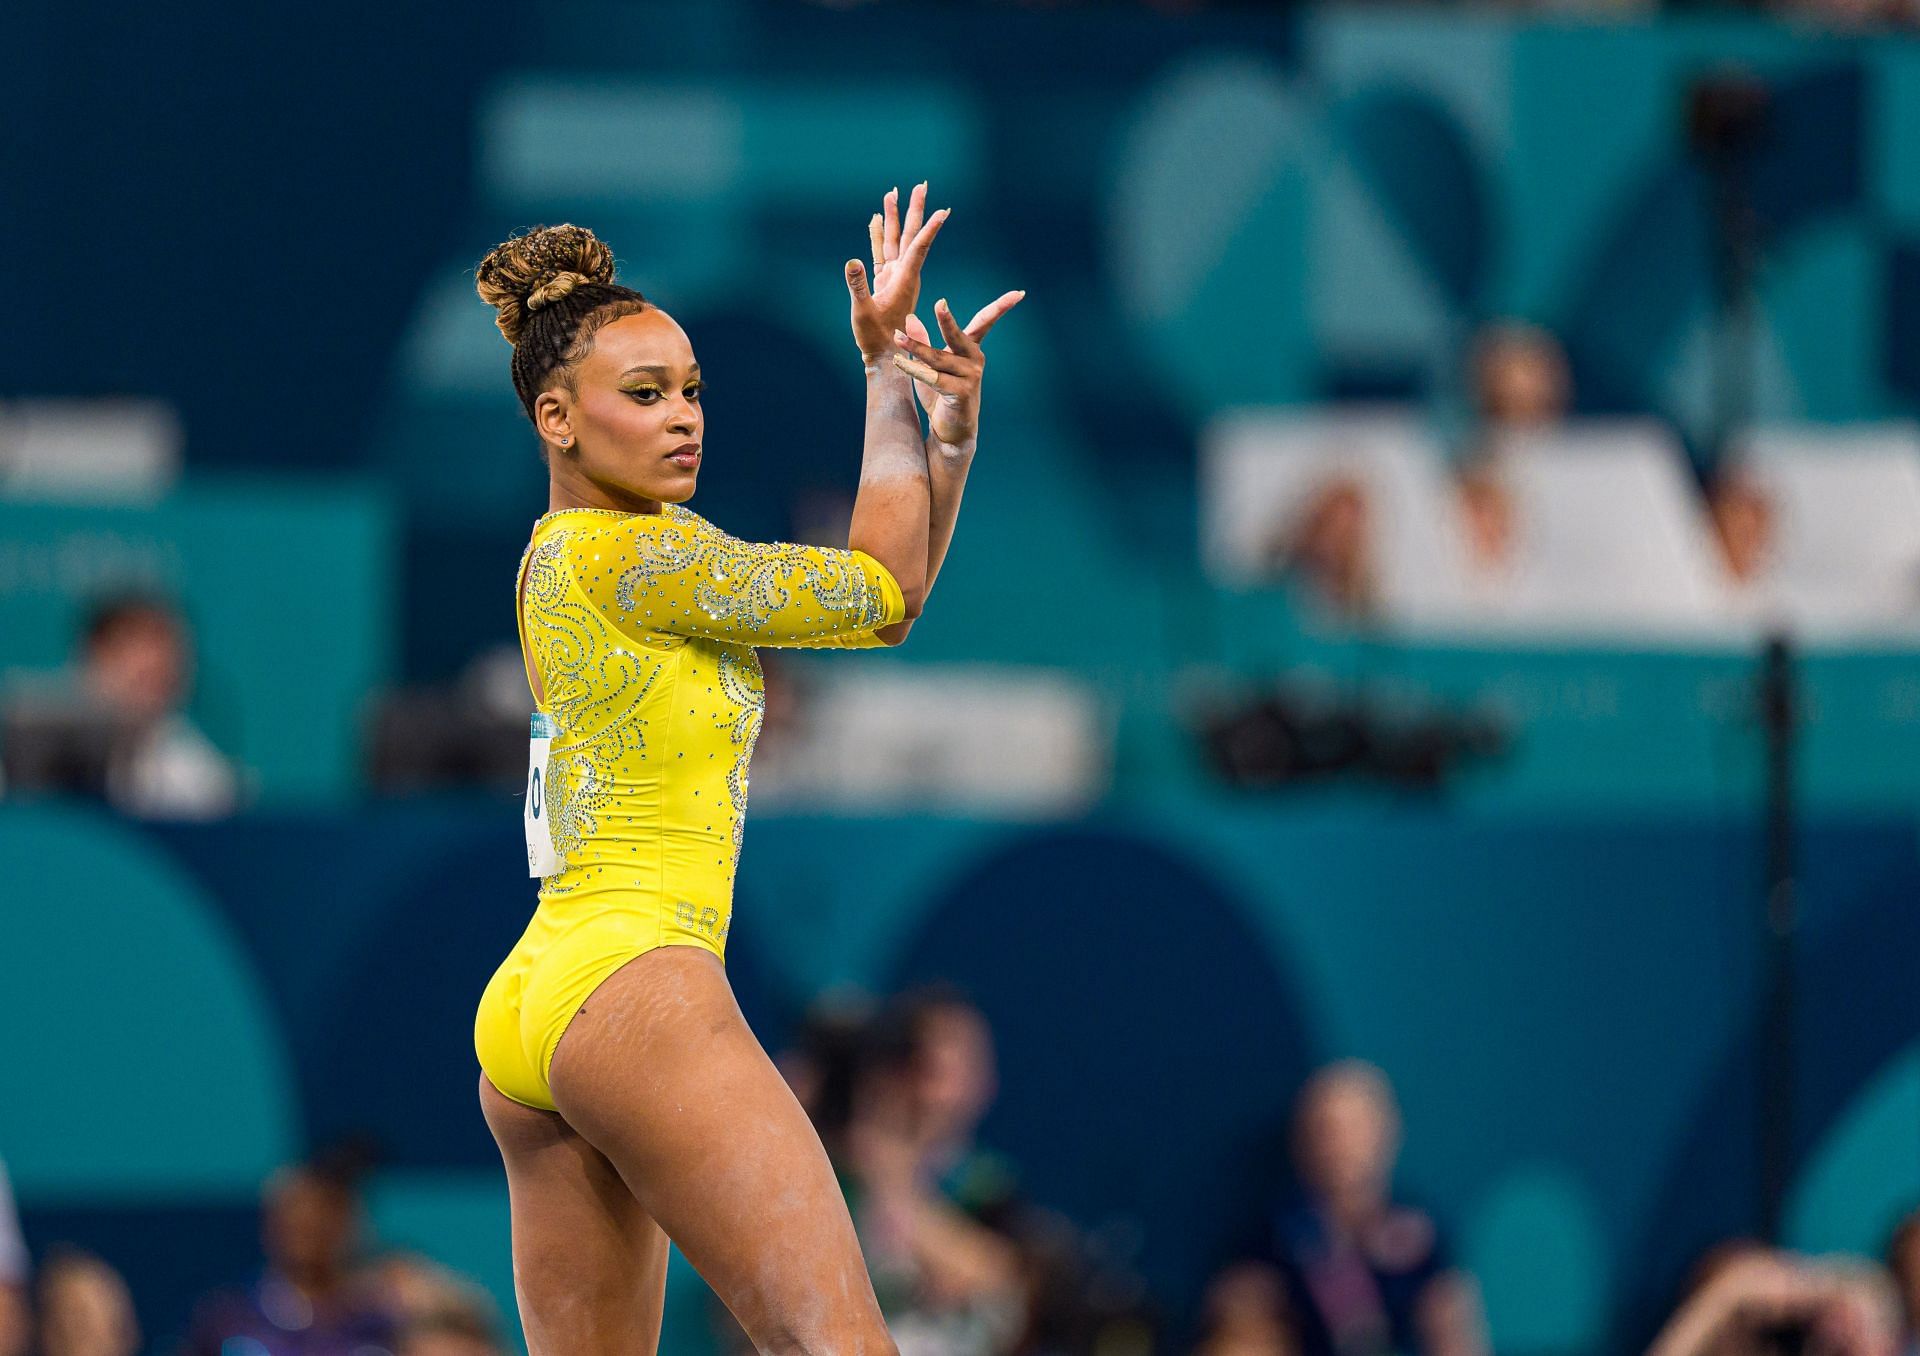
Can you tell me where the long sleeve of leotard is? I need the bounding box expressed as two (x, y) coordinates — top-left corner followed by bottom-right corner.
(571, 505), (906, 649)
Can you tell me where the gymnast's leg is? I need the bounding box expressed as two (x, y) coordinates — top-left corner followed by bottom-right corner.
(548, 947), (898, 1356)
(478, 1073), (671, 1356)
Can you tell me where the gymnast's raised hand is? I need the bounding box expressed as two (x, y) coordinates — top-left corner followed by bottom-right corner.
(859, 182), (1024, 447)
(845, 181), (947, 362)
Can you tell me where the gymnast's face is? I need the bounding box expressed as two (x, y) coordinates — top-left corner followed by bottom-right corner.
(544, 307), (705, 509)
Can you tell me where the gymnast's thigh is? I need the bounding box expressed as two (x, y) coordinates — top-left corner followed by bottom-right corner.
(545, 949), (892, 1356)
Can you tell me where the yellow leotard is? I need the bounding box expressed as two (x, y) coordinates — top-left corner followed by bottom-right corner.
(474, 502), (905, 1110)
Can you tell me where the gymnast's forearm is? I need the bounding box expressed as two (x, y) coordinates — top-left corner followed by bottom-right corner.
(921, 431), (976, 601)
(847, 362), (932, 617)
(868, 431), (971, 646)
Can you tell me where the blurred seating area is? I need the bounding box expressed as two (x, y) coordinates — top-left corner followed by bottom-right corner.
(1204, 395), (1920, 642)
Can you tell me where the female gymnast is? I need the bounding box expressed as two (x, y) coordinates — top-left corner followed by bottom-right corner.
(469, 182), (1022, 1356)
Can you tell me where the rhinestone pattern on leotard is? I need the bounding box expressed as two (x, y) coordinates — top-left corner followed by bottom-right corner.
(516, 503), (902, 923)
(614, 504), (890, 640)
(714, 644), (765, 875)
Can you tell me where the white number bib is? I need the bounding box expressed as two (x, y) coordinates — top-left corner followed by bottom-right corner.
(524, 712), (563, 878)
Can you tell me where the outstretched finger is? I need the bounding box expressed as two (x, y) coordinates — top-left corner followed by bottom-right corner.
(868, 214), (884, 271)
(897, 207), (950, 274)
(882, 186), (901, 262)
(844, 258), (872, 303)
(932, 297), (978, 356)
(965, 289), (1026, 342)
(900, 181), (927, 246)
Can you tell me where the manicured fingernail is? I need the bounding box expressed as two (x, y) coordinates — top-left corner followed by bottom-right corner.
(893, 330), (909, 344)
(937, 298), (948, 313)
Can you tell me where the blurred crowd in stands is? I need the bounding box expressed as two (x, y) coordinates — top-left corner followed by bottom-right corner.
(1228, 321), (1920, 641)
(0, 1147), (506, 1356)
(8, 993), (1920, 1356)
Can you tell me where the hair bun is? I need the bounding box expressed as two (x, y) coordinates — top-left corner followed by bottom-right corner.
(526, 270), (589, 312)
(474, 223), (617, 345)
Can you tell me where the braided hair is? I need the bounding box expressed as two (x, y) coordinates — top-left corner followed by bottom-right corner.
(473, 224), (651, 431)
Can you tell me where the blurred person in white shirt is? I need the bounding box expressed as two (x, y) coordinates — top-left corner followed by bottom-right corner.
(56, 594), (238, 819)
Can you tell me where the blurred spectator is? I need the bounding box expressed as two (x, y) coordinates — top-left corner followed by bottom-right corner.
(35, 1249), (141, 1356)
(1451, 322), (1571, 602)
(185, 1150), (396, 1356)
(1649, 1242), (1900, 1356)
(1885, 1212), (1920, 1356)
(1269, 478), (1378, 623)
(890, 988), (1014, 1219)
(782, 992), (874, 1167)
(356, 1252), (496, 1337)
(1193, 1263), (1299, 1356)
(392, 1308), (503, 1356)
(0, 1158), (28, 1356)
(1454, 457), (1519, 591)
(844, 994), (1025, 1356)
(1468, 323), (1571, 446)
(1709, 466), (1776, 585)
(1246, 1061), (1485, 1356)
(1, 594), (237, 819)
(1706, 464), (1782, 622)
(782, 990), (1154, 1356)
(367, 1254), (503, 1356)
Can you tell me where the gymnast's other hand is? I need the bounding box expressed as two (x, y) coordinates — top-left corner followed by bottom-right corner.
(891, 290), (1024, 446)
(846, 181), (947, 364)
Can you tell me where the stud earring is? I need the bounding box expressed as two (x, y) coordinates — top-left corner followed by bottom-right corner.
(560, 436), (571, 447)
